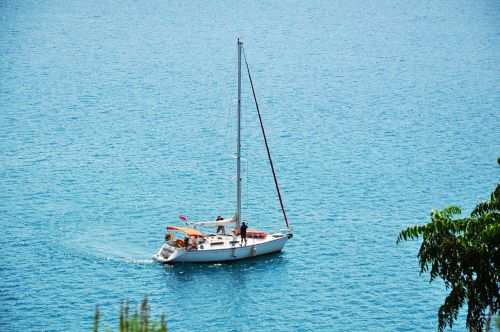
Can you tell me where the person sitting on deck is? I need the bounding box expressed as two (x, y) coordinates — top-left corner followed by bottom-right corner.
(190, 237), (198, 250)
(184, 236), (198, 251)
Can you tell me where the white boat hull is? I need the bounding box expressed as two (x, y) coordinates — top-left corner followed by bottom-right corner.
(153, 235), (289, 264)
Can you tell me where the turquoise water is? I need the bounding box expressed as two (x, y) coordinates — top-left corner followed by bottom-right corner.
(1, 0), (499, 331)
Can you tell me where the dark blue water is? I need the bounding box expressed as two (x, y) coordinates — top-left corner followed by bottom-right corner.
(1, 0), (499, 331)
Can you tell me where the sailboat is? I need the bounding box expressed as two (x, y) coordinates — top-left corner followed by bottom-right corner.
(152, 40), (292, 263)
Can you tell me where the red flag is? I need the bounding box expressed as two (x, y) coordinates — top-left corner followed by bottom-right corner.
(179, 215), (187, 221)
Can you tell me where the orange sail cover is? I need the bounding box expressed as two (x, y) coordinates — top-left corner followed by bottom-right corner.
(166, 226), (203, 237)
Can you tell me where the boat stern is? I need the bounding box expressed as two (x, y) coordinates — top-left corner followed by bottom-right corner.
(152, 253), (167, 263)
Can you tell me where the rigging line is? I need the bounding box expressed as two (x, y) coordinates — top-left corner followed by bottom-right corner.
(212, 54), (237, 215)
(242, 46), (290, 229)
(213, 66), (231, 201)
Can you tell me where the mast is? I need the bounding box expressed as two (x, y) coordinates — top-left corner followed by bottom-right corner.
(236, 39), (242, 230)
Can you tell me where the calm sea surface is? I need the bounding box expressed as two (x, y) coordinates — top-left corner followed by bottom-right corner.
(1, 1), (499, 331)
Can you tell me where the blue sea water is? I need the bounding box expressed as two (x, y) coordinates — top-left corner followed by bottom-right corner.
(1, 0), (499, 331)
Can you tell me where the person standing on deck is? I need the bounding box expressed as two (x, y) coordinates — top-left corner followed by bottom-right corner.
(240, 222), (248, 246)
(216, 215), (226, 234)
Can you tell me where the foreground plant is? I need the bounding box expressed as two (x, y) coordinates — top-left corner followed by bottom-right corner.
(397, 159), (499, 332)
(93, 297), (167, 332)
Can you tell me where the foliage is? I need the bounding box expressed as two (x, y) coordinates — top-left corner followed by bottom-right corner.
(94, 305), (100, 332)
(397, 159), (500, 332)
(93, 297), (167, 332)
